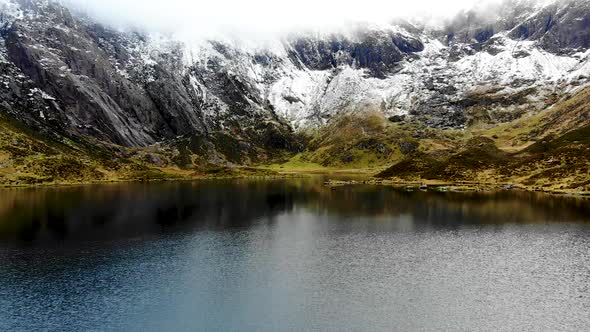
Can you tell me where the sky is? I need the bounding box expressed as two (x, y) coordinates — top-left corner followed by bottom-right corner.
(64, 0), (510, 40)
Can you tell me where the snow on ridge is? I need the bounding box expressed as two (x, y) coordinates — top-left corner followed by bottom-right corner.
(3, 0), (587, 130)
(0, 0), (22, 63)
(454, 34), (581, 84)
(268, 69), (332, 128)
(0, 0), (23, 21)
(131, 22), (589, 129)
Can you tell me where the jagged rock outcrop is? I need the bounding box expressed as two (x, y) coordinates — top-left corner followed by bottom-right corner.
(509, 0), (590, 52)
(288, 29), (424, 78)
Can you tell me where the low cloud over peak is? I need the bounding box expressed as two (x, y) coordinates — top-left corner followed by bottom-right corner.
(62, 0), (531, 40)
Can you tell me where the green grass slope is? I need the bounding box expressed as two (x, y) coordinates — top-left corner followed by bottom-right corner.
(268, 112), (462, 172)
(377, 87), (590, 192)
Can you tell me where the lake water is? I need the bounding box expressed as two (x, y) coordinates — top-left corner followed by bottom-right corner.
(1, 178), (590, 331)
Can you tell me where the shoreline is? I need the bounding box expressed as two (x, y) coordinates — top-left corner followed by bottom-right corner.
(0, 172), (308, 190)
(323, 178), (590, 198)
(0, 166), (380, 189)
(2, 169), (590, 199)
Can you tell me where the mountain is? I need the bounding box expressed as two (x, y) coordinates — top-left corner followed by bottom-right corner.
(0, 0), (303, 166)
(0, 0), (589, 187)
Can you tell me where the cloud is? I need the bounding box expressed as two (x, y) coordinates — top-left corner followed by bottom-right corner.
(63, 0), (510, 41)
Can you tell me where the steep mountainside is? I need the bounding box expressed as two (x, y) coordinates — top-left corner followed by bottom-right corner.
(0, 0), (302, 165)
(0, 0), (589, 185)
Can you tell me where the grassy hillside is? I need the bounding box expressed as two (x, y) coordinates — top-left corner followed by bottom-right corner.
(377, 87), (590, 192)
(0, 113), (276, 187)
(267, 112), (462, 172)
(475, 87), (590, 150)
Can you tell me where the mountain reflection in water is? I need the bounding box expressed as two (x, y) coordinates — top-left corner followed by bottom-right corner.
(1, 178), (590, 245)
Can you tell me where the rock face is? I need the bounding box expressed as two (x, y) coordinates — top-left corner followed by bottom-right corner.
(0, 0), (589, 162)
(0, 0), (302, 163)
(288, 29), (424, 78)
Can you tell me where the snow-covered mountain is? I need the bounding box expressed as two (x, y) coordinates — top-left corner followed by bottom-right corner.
(0, 0), (589, 161)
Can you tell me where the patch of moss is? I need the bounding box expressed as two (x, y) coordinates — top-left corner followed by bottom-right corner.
(27, 156), (104, 181)
(378, 137), (510, 181)
(203, 166), (277, 178)
(16, 174), (54, 185)
(0, 144), (30, 158)
(213, 132), (248, 164)
(122, 168), (187, 182)
(173, 144), (193, 169)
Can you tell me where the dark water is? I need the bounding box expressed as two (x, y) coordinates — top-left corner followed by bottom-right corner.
(1, 178), (590, 331)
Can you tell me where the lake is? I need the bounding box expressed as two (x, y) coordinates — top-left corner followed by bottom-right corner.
(1, 178), (590, 331)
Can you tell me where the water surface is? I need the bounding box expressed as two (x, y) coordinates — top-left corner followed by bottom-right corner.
(1, 178), (589, 331)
